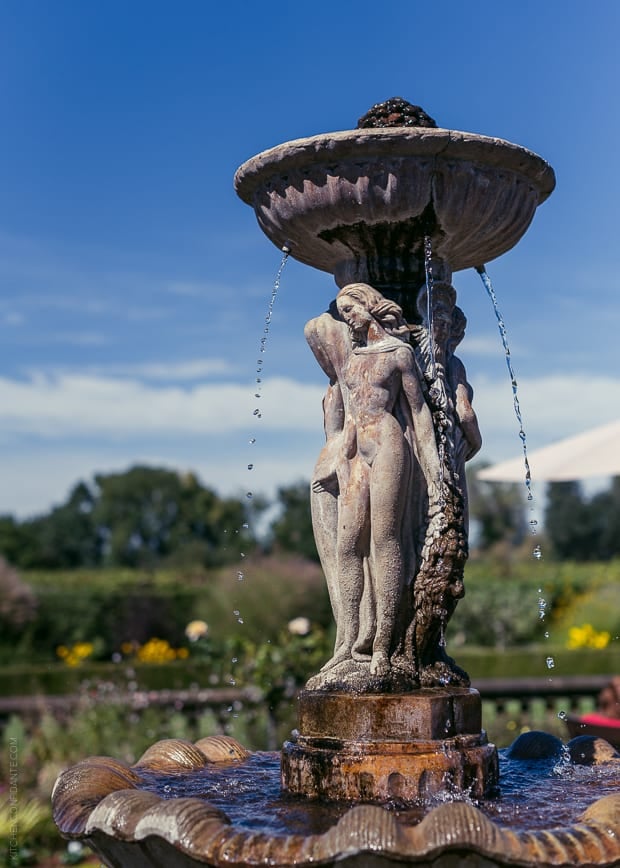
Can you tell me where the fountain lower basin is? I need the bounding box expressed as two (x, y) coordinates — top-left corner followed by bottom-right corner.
(52, 730), (620, 867)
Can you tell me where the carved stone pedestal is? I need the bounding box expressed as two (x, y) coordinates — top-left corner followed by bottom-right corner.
(281, 688), (498, 801)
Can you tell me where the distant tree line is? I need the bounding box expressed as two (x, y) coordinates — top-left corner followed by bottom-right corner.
(468, 466), (620, 561)
(545, 478), (620, 561)
(0, 467), (256, 569)
(0, 467), (319, 571)
(1, 465), (619, 570)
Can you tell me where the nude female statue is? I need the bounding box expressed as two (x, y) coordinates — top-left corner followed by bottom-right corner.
(306, 283), (443, 686)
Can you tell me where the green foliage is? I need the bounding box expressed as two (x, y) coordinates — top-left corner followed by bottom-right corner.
(0, 466), (257, 570)
(93, 466), (251, 568)
(467, 463), (526, 550)
(0, 555), (331, 665)
(269, 481), (319, 562)
(545, 477), (620, 561)
(451, 557), (618, 648)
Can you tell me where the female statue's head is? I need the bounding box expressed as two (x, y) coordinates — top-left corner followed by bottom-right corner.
(416, 282), (457, 349)
(449, 306), (467, 353)
(336, 283), (409, 342)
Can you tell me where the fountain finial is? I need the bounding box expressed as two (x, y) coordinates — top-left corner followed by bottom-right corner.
(357, 97), (437, 129)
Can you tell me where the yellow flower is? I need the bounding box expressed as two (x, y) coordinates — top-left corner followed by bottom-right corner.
(74, 642), (94, 659)
(57, 642), (94, 666)
(176, 647), (190, 659)
(136, 637), (182, 664)
(567, 623), (611, 650)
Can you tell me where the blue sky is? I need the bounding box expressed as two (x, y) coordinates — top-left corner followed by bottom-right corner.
(1, 1), (619, 517)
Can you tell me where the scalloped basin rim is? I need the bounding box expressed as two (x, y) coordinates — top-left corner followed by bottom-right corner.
(52, 736), (620, 868)
(234, 126), (556, 205)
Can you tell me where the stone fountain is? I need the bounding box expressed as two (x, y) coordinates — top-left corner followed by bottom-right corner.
(52, 99), (620, 867)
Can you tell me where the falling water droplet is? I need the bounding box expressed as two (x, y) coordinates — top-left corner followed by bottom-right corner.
(253, 408), (260, 416)
(557, 710), (567, 721)
(237, 571), (244, 581)
(254, 393), (261, 398)
(546, 656), (555, 669)
(247, 463), (253, 470)
(242, 522), (249, 529)
(233, 610), (240, 616)
(231, 657), (238, 663)
(544, 631), (550, 639)
(533, 545), (542, 560)
(249, 438), (256, 444)
(163, 785), (171, 794)
(256, 377), (262, 383)
(538, 597), (547, 620)
(246, 492), (253, 499)
(240, 552), (246, 559)
(529, 519), (538, 534)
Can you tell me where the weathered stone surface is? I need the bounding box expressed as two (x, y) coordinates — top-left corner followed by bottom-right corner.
(305, 283), (475, 690)
(234, 127), (555, 292)
(296, 688), (481, 740)
(282, 689), (496, 801)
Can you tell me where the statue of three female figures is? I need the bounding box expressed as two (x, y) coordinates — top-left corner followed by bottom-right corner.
(305, 282), (482, 692)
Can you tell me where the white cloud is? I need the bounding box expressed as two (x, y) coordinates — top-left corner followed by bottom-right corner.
(2, 367), (618, 519)
(0, 444), (322, 519)
(55, 358), (238, 381)
(0, 373), (325, 437)
(472, 373), (620, 462)
(460, 335), (505, 357)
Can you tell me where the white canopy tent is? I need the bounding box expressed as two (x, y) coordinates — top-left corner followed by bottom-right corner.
(477, 419), (620, 483)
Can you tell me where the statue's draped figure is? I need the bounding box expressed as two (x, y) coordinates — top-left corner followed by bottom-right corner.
(306, 282), (481, 692)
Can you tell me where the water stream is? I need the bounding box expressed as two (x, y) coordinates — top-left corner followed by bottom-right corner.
(476, 266), (557, 675)
(229, 246), (290, 685)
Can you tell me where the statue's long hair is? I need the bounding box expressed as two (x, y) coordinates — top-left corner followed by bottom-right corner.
(337, 283), (410, 344)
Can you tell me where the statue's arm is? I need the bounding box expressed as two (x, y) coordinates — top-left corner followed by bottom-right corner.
(399, 353), (442, 499)
(451, 357), (482, 460)
(304, 313), (349, 384)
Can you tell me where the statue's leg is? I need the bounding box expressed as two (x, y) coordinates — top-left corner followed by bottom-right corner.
(368, 437), (408, 676)
(320, 457), (369, 671)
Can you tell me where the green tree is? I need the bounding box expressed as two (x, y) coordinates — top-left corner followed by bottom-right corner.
(270, 481), (319, 562)
(0, 482), (100, 569)
(25, 482), (101, 568)
(0, 467), (256, 569)
(93, 466), (251, 568)
(547, 476), (620, 561)
(467, 463), (526, 550)
(545, 481), (600, 560)
(0, 515), (34, 565)
(593, 477), (620, 559)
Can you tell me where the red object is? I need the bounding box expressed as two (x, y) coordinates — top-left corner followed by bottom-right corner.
(566, 712), (620, 746)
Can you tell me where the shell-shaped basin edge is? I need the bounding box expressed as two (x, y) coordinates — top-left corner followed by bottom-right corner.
(52, 736), (620, 867)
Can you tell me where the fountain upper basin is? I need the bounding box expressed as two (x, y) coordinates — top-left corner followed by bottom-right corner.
(234, 127), (555, 289)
